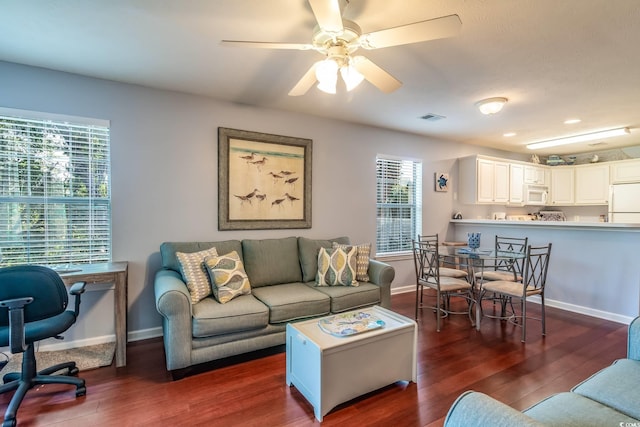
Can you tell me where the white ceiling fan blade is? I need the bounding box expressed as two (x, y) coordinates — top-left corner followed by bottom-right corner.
(288, 63), (318, 96)
(360, 14), (462, 49)
(220, 40), (313, 50)
(308, 0), (343, 33)
(352, 56), (402, 93)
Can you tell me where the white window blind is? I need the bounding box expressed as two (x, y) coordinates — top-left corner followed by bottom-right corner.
(0, 109), (111, 266)
(376, 156), (422, 255)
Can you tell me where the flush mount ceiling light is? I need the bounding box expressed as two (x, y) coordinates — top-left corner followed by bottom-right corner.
(526, 127), (630, 150)
(475, 97), (508, 115)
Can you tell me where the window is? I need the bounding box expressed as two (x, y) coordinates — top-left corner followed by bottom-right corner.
(376, 155), (422, 255)
(0, 108), (111, 266)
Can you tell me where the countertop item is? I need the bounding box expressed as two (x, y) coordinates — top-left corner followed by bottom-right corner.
(506, 215), (535, 221)
(538, 211), (566, 221)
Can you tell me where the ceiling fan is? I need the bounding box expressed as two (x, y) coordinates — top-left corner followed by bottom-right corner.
(221, 0), (462, 96)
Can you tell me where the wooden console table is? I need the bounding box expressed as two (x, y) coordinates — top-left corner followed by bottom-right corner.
(58, 262), (128, 367)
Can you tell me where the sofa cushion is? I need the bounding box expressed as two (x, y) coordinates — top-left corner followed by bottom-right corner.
(298, 236), (350, 282)
(176, 247), (219, 304)
(307, 282), (380, 313)
(204, 251), (251, 304)
(316, 246), (358, 286)
(571, 358), (640, 419)
(251, 283), (330, 323)
(242, 237), (302, 287)
(333, 241), (371, 282)
(524, 392), (639, 426)
(161, 240), (243, 272)
(192, 294), (269, 338)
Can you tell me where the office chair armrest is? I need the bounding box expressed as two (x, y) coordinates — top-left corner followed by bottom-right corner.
(68, 281), (86, 315)
(69, 281), (87, 295)
(0, 296), (34, 354)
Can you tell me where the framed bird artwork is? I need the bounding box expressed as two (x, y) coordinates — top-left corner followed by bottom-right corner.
(218, 127), (312, 230)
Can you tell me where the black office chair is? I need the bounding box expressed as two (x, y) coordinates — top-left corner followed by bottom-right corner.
(0, 265), (87, 427)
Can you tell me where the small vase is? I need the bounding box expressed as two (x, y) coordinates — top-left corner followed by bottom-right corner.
(468, 233), (481, 251)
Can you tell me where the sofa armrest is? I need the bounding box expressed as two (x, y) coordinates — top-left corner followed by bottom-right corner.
(154, 269), (193, 370)
(444, 391), (544, 427)
(628, 316), (640, 361)
(367, 259), (395, 309)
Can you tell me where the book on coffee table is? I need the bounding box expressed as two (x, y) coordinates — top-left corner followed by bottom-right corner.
(317, 311), (385, 337)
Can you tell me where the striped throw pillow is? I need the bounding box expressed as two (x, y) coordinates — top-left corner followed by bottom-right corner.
(176, 247), (219, 304)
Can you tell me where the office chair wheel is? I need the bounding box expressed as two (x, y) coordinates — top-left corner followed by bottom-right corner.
(76, 386), (87, 397)
(2, 417), (16, 427)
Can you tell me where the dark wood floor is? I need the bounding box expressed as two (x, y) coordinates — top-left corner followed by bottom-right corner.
(1, 292), (629, 426)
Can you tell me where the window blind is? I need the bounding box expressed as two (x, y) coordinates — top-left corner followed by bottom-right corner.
(0, 110), (111, 266)
(376, 156), (422, 255)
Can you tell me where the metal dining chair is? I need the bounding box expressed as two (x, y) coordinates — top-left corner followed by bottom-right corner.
(412, 239), (474, 332)
(474, 236), (528, 318)
(418, 234), (469, 280)
(479, 243), (552, 342)
(474, 235), (528, 283)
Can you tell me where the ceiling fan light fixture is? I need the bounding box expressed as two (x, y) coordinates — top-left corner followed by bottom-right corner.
(340, 64), (364, 91)
(315, 59), (339, 94)
(476, 97), (508, 115)
(317, 79), (337, 94)
(526, 127), (630, 150)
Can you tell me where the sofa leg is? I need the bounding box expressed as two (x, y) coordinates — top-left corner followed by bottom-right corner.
(170, 367), (192, 381)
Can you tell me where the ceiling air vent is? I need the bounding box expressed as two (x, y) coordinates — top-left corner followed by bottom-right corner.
(420, 113), (445, 122)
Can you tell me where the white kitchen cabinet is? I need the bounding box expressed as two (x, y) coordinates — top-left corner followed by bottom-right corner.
(575, 163), (610, 205)
(611, 159), (640, 183)
(476, 158), (495, 203)
(458, 156), (510, 204)
(509, 163), (524, 204)
(550, 167), (574, 205)
(524, 165), (547, 185)
(493, 161), (510, 203)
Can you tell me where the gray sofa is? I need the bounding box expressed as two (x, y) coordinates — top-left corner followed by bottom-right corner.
(154, 236), (394, 376)
(444, 316), (640, 426)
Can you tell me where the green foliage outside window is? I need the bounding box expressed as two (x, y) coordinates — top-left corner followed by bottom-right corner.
(0, 112), (111, 266)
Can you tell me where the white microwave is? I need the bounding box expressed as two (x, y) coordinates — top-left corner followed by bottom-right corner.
(524, 185), (549, 205)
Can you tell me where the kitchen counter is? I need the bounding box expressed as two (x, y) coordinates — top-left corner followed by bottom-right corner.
(451, 219), (640, 231)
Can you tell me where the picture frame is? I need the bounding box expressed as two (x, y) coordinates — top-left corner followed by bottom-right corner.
(218, 127), (312, 230)
(435, 172), (449, 192)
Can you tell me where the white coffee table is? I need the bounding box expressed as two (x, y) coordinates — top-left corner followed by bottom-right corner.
(286, 305), (417, 421)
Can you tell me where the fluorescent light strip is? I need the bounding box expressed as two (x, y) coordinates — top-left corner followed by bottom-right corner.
(526, 127), (630, 150)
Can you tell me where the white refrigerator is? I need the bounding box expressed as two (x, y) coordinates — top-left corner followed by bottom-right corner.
(608, 182), (640, 223)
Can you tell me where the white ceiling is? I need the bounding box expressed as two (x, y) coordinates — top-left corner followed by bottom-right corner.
(2, 0), (640, 156)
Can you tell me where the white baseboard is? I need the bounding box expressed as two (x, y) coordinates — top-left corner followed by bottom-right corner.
(7, 327), (165, 354)
(37, 335), (116, 352)
(391, 285), (415, 295)
(128, 326), (163, 342)
(391, 286), (635, 325)
(543, 299), (634, 325)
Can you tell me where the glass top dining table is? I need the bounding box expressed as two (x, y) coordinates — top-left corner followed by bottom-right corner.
(439, 246), (526, 261)
(438, 246), (526, 330)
